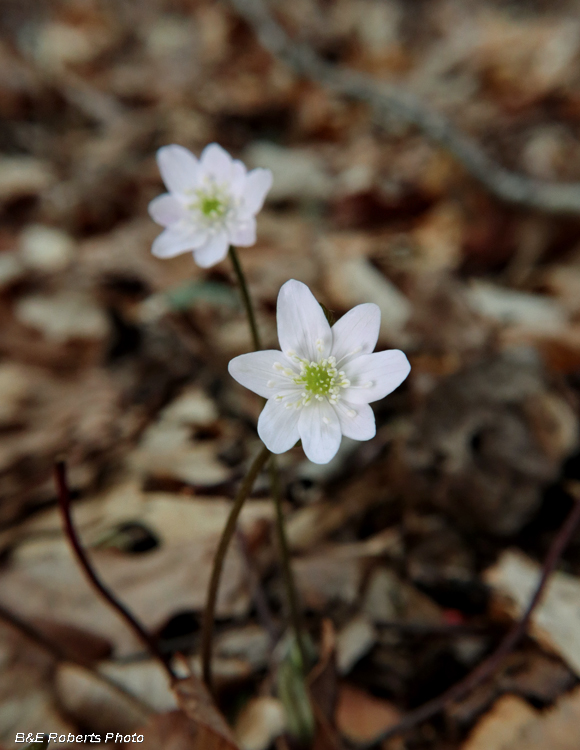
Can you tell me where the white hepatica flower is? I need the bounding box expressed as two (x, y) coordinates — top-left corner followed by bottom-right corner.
(228, 279), (411, 464)
(148, 143), (272, 268)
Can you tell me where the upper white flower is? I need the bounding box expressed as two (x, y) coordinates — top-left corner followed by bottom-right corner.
(228, 280), (411, 464)
(148, 143), (273, 268)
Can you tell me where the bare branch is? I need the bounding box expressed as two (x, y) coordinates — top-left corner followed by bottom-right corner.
(230, 0), (580, 216)
(54, 461), (177, 683)
(364, 481), (580, 746)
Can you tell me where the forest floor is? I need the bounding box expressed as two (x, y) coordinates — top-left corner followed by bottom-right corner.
(1, 0), (580, 748)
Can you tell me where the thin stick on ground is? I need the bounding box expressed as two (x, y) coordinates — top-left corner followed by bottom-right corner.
(54, 461), (177, 683)
(0, 601), (162, 713)
(368, 482), (580, 746)
(201, 444), (271, 692)
(0, 602), (69, 662)
(229, 0), (580, 216)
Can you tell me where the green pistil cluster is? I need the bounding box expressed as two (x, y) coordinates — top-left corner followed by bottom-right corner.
(293, 356), (350, 405)
(200, 195), (226, 218)
(188, 183), (229, 221)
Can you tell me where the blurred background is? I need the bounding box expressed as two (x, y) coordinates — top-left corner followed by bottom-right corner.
(1, 0), (580, 747)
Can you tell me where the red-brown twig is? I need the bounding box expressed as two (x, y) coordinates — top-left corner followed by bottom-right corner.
(54, 461), (176, 682)
(370, 483), (580, 746)
(0, 602), (69, 662)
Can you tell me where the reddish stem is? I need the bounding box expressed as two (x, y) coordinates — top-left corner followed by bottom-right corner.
(54, 461), (176, 682)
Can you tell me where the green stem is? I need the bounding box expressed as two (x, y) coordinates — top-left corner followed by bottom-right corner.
(229, 246), (262, 351)
(270, 457), (309, 672)
(201, 444), (271, 692)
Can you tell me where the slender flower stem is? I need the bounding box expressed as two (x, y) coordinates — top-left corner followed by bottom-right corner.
(227, 246), (307, 669)
(270, 457), (309, 671)
(229, 246), (262, 351)
(54, 461), (176, 683)
(201, 444), (271, 691)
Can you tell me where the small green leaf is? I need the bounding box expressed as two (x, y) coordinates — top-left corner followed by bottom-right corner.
(276, 635), (315, 744)
(165, 281), (238, 311)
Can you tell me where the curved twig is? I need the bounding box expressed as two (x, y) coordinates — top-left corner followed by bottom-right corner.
(368, 482), (580, 745)
(54, 462), (177, 683)
(230, 0), (580, 215)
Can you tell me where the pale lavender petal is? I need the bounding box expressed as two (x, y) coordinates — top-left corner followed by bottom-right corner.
(157, 145), (199, 194)
(243, 168), (273, 214)
(148, 194), (187, 227)
(200, 143), (233, 182)
(343, 350), (410, 404)
(193, 232), (230, 268)
(298, 400), (342, 464)
(258, 398), (301, 454)
(228, 350), (297, 398)
(334, 400), (376, 441)
(277, 279), (332, 361)
(331, 303), (380, 366)
(229, 217), (256, 247)
(152, 228), (207, 259)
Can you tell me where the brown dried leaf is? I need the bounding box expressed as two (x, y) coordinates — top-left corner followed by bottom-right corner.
(485, 550), (580, 676)
(55, 663), (151, 735)
(335, 683), (401, 745)
(461, 694), (537, 750)
(173, 676), (240, 749)
(233, 697), (286, 750)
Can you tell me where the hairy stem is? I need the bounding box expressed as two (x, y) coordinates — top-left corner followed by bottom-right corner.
(229, 246), (262, 351)
(201, 444), (271, 691)
(228, 246), (307, 672)
(54, 462), (176, 683)
(270, 457), (309, 671)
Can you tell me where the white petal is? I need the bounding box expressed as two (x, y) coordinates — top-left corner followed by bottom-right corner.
(148, 194), (187, 227)
(200, 143), (233, 182)
(277, 280), (332, 361)
(151, 228), (206, 259)
(298, 400), (342, 464)
(331, 303), (380, 365)
(343, 350), (411, 404)
(230, 160), (248, 198)
(229, 217), (256, 247)
(334, 400), (376, 441)
(157, 145), (199, 194)
(193, 232), (230, 268)
(258, 398), (300, 454)
(228, 350), (297, 398)
(243, 168), (273, 214)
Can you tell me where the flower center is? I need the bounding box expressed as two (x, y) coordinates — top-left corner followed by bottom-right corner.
(292, 356), (350, 404)
(200, 195), (226, 218)
(188, 180), (231, 225)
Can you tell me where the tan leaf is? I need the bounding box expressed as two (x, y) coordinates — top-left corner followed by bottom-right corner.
(484, 550), (580, 675)
(234, 697), (286, 750)
(55, 663), (151, 735)
(461, 694), (537, 750)
(335, 683), (401, 745)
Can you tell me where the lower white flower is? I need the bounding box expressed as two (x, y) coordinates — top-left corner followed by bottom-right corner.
(148, 143), (272, 268)
(228, 279), (411, 464)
